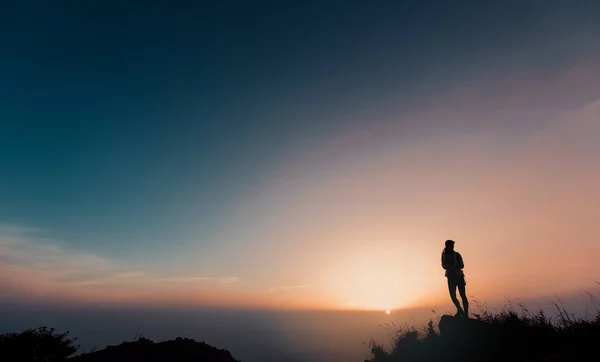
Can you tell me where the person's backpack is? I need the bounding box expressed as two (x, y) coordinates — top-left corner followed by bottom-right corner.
(442, 251), (464, 276)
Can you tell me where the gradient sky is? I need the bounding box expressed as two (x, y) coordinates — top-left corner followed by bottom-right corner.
(1, 0), (599, 311)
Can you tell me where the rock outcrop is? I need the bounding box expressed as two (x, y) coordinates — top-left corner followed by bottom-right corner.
(436, 314), (586, 362)
(439, 314), (494, 336)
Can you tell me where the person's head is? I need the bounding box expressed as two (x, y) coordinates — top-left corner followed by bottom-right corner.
(444, 239), (455, 251)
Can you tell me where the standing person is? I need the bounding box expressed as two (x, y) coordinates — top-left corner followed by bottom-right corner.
(441, 239), (469, 317)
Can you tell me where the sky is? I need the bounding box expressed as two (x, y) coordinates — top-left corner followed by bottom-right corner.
(1, 0), (600, 313)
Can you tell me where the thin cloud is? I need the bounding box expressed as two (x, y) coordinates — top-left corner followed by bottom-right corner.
(70, 272), (146, 287)
(269, 284), (310, 292)
(218, 277), (241, 284)
(160, 277), (215, 282)
(0, 233), (126, 285)
(0, 227), (243, 303)
(159, 276), (241, 284)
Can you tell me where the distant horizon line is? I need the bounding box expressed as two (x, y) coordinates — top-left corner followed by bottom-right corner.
(2, 287), (597, 316)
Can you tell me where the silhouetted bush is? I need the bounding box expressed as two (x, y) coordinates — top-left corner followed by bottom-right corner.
(0, 327), (240, 362)
(0, 326), (79, 362)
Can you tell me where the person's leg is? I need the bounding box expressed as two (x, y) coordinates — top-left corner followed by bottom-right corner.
(447, 278), (463, 315)
(458, 283), (469, 317)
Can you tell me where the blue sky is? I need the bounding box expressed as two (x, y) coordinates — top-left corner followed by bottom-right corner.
(1, 1), (599, 309)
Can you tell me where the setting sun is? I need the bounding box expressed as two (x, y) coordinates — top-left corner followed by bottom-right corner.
(385, 310), (391, 315)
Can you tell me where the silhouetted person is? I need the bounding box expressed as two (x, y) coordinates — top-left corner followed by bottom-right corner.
(441, 239), (469, 317)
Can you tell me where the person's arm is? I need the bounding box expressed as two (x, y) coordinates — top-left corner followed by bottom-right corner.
(457, 253), (464, 269)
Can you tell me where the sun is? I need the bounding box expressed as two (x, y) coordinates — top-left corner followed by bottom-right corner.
(385, 310), (391, 315)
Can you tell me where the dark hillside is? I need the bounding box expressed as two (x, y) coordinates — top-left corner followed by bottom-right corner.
(365, 306), (600, 362)
(72, 337), (241, 362)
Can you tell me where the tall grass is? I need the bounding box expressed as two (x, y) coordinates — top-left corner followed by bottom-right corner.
(365, 298), (600, 362)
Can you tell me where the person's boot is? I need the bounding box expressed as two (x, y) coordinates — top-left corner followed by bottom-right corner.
(454, 309), (464, 317)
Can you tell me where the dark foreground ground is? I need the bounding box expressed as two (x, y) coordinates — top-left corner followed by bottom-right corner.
(365, 305), (600, 362)
(1, 304), (599, 362)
